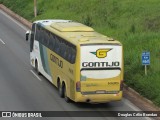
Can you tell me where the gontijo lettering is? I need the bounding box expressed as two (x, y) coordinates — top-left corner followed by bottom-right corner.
(82, 61), (120, 68)
(50, 54), (63, 68)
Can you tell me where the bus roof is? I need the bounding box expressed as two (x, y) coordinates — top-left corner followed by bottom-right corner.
(34, 19), (121, 45)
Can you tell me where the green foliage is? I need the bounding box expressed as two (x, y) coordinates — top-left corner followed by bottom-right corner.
(0, 0), (160, 106)
(81, 14), (93, 27)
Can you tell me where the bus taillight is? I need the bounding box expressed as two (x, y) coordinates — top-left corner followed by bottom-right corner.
(76, 81), (81, 92)
(120, 80), (124, 91)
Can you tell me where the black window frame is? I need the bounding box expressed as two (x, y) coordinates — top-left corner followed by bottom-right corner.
(35, 23), (77, 64)
(30, 23), (36, 52)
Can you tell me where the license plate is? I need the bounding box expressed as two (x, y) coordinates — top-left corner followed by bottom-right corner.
(96, 90), (106, 94)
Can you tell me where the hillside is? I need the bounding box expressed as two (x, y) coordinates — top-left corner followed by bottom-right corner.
(0, 0), (160, 106)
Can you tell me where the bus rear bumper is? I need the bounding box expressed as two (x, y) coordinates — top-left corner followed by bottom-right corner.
(75, 91), (123, 103)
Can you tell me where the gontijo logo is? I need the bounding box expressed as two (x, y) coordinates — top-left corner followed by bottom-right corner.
(90, 48), (112, 58)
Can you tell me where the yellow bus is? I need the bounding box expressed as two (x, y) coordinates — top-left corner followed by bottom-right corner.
(26, 20), (124, 103)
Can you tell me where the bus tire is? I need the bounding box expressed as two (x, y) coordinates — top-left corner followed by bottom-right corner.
(64, 85), (70, 103)
(35, 60), (40, 75)
(58, 82), (64, 98)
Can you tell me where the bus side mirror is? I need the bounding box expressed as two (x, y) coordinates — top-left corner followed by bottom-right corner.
(26, 30), (30, 41)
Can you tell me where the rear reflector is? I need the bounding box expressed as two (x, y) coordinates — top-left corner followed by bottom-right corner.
(120, 80), (123, 91)
(76, 81), (81, 92)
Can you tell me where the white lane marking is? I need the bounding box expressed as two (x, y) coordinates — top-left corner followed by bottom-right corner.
(30, 70), (42, 81)
(0, 10), (28, 31)
(0, 38), (5, 44)
(124, 98), (153, 120)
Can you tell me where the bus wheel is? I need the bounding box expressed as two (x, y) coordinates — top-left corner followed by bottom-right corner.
(64, 85), (70, 103)
(58, 82), (64, 98)
(35, 60), (40, 75)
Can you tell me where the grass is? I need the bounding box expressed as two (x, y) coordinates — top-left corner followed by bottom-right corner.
(0, 0), (160, 106)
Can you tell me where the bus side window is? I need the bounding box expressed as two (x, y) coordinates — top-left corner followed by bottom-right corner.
(39, 29), (43, 43)
(63, 42), (68, 59)
(30, 23), (36, 52)
(71, 48), (76, 63)
(43, 30), (48, 47)
(52, 34), (56, 50)
(46, 32), (50, 48)
(67, 46), (72, 62)
(64, 45), (69, 60)
(55, 36), (60, 54)
(35, 24), (40, 41)
(48, 33), (53, 50)
(60, 42), (66, 58)
(41, 29), (45, 45)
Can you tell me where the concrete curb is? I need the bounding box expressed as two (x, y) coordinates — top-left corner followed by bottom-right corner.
(124, 84), (160, 111)
(0, 3), (160, 112)
(0, 4), (32, 29)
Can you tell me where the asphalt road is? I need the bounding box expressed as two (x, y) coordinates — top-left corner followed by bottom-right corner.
(0, 9), (153, 120)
